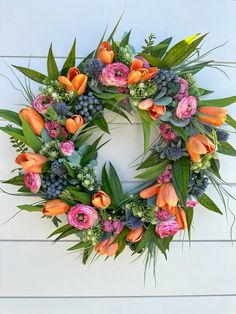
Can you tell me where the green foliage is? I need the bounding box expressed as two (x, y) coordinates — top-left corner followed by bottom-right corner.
(0, 126), (26, 144)
(21, 117), (42, 152)
(120, 30), (132, 46)
(17, 204), (43, 212)
(93, 115), (110, 133)
(66, 187), (92, 205)
(217, 142), (236, 156)
(0, 109), (21, 126)
(135, 160), (169, 180)
(3, 175), (24, 185)
(12, 65), (47, 84)
(139, 52), (167, 68)
(61, 39), (76, 76)
(134, 224), (154, 253)
(141, 33), (156, 53)
(136, 151), (159, 170)
(199, 96), (236, 108)
(226, 114), (236, 129)
(198, 193), (223, 214)
(47, 44), (59, 79)
(10, 135), (28, 153)
(149, 37), (172, 59)
(172, 157), (190, 206)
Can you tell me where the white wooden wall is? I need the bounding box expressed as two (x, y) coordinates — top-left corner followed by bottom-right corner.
(1, 0), (236, 313)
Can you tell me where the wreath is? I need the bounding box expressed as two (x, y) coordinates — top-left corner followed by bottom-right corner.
(1, 20), (236, 270)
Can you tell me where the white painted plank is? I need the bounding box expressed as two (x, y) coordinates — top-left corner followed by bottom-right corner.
(1, 296), (236, 314)
(1, 242), (236, 296)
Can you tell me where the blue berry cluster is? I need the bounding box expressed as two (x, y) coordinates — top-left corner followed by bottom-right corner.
(154, 69), (178, 96)
(42, 174), (67, 199)
(76, 92), (103, 122)
(189, 173), (209, 198)
(51, 159), (68, 178)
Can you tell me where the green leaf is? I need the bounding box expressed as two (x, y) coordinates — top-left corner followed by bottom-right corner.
(101, 164), (113, 198)
(3, 175), (24, 185)
(120, 30), (132, 46)
(113, 226), (129, 243)
(82, 245), (94, 264)
(17, 204), (43, 212)
(139, 52), (168, 68)
(226, 114), (236, 129)
(0, 109), (21, 126)
(172, 157), (190, 205)
(68, 187), (92, 205)
(170, 125), (188, 142)
(0, 126), (26, 144)
(136, 151), (159, 170)
(217, 142), (236, 156)
(68, 241), (88, 251)
(93, 115), (110, 133)
(61, 39), (76, 75)
(178, 61), (211, 75)
(162, 34), (202, 67)
(186, 207), (194, 237)
(198, 193), (223, 214)
(47, 44), (59, 79)
(107, 12), (124, 41)
(153, 96), (172, 106)
(53, 227), (79, 242)
(135, 160), (169, 180)
(140, 114), (151, 153)
(103, 101), (131, 123)
(80, 135), (102, 166)
(109, 162), (124, 205)
(12, 65), (47, 84)
(21, 117), (42, 152)
(134, 224), (154, 253)
(199, 96), (236, 108)
(150, 37), (172, 59)
(48, 224), (73, 238)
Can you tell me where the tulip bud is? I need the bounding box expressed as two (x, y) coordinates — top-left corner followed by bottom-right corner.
(65, 115), (84, 134)
(92, 190), (111, 209)
(97, 41), (114, 65)
(15, 152), (48, 173)
(42, 199), (70, 216)
(19, 107), (45, 135)
(126, 227), (144, 243)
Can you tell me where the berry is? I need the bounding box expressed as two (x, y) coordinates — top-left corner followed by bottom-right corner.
(42, 174), (67, 199)
(51, 159), (68, 178)
(76, 92), (103, 122)
(154, 69), (178, 97)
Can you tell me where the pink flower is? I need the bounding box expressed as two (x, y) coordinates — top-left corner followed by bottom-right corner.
(101, 220), (113, 233)
(32, 94), (54, 114)
(59, 140), (74, 156)
(135, 55), (150, 68)
(24, 172), (41, 193)
(186, 196), (198, 207)
(45, 121), (61, 138)
(159, 123), (176, 141)
(113, 220), (123, 235)
(67, 204), (99, 230)
(156, 209), (172, 221)
(155, 220), (179, 238)
(176, 96), (197, 119)
(174, 78), (189, 101)
(99, 62), (129, 87)
(157, 164), (172, 184)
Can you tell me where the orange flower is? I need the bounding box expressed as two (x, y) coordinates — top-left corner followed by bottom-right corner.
(19, 107), (45, 136)
(156, 183), (179, 210)
(127, 59), (158, 84)
(198, 106), (227, 126)
(168, 206), (187, 230)
(140, 183), (160, 199)
(92, 190), (111, 209)
(126, 227), (144, 243)
(186, 134), (215, 163)
(95, 237), (118, 256)
(97, 41), (114, 64)
(15, 152), (48, 173)
(138, 98), (166, 120)
(42, 199), (70, 216)
(65, 115), (84, 134)
(58, 67), (88, 96)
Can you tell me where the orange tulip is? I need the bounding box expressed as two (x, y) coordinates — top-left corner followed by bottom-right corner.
(92, 190), (111, 209)
(156, 183), (179, 210)
(175, 207), (187, 230)
(186, 134), (215, 163)
(138, 98), (166, 120)
(19, 107), (45, 136)
(15, 152), (48, 173)
(42, 199), (70, 216)
(140, 183), (160, 199)
(97, 41), (114, 64)
(198, 106), (227, 126)
(95, 237), (118, 256)
(126, 227), (144, 243)
(58, 67), (88, 96)
(127, 59), (158, 84)
(65, 115), (84, 134)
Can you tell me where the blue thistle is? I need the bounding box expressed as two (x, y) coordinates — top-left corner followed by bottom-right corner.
(127, 215), (143, 230)
(86, 59), (104, 79)
(166, 146), (183, 160)
(51, 159), (68, 178)
(54, 102), (69, 117)
(216, 129), (229, 142)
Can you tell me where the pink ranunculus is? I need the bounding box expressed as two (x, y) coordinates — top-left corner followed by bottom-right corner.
(186, 196), (198, 207)
(157, 164), (172, 184)
(45, 121), (61, 138)
(159, 123), (176, 141)
(176, 96), (197, 119)
(113, 220), (123, 235)
(155, 220), (179, 238)
(59, 140), (74, 156)
(101, 220), (113, 233)
(67, 204), (99, 230)
(24, 172), (41, 193)
(99, 62), (129, 87)
(174, 78), (189, 101)
(156, 209), (172, 221)
(135, 55), (150, 68)
(32, 94), (54, 114)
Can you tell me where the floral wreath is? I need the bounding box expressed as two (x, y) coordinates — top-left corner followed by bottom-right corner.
(1, 19), (236, 269)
